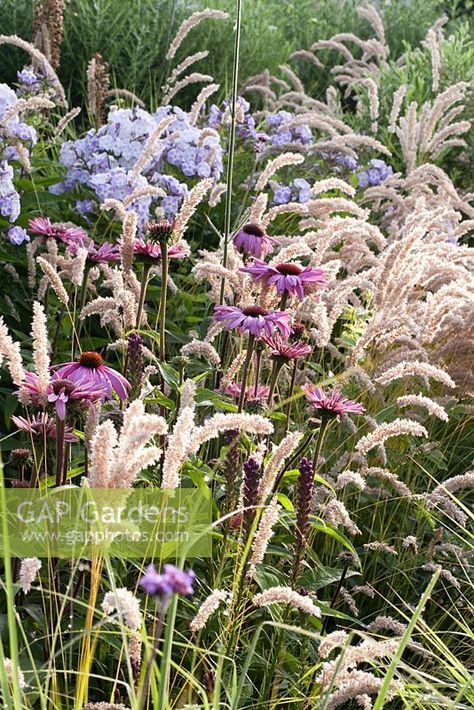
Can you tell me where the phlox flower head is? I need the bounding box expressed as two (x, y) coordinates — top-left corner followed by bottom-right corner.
(0, 82), (37, 148)
(0, 161), (21, 223)
(264, 110), (312, 147)
(53, 105), (222, 225)
(357, 159), (393, 188)
(7, 226), (29, 245)
(272, 178), (312, 206)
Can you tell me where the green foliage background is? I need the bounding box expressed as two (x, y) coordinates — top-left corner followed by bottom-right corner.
(0, 0), (468, 109)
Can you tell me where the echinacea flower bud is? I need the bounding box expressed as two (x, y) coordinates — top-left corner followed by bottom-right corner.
(8, 447), (33, 467)
(145, 219), (177, 245)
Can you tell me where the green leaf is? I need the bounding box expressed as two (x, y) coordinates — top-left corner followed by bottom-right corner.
(300, 566), (359, 591)
(276, 492), (294, 512)
(156, 362), (180, 390)
(148, 391), (175, 410)
(195, 388), (238, 412)
(311, 521), (357, 553)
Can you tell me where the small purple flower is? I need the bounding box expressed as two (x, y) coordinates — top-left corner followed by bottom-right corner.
(139, 563), (195, 597)
(241, 260), (326, 300)
(213, 304), (292, 339)
(7, 226), (29, 245)
(302, 384), (365, 420)
(233, 223), (273, 259)
(75, 199), (96, 217)
(17, 68), (39, 87)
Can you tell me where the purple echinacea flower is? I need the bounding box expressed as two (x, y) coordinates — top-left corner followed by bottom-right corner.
(242, 260), (326, 300)
(302, 384), (365, 420)
(213, 304), (292, 339)
(53, 352), (130, 400)
(233, 223), (274, 259)
(29, 217), (88, 246)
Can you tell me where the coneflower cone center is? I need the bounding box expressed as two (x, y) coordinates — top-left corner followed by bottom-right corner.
(242, 306), (267, 317)
(243, 223), (265, 237)
(276, 263), (303, 275)
(79, 351), (103, 369)
(51, 378), (76, 394)
(146, 219), (176, 244)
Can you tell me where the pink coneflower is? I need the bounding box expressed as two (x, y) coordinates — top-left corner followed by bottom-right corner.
(29, 217), (88, 246)
(233, 223), (274, 259)
(133, 239), (189, 263)
(53, 352), (130, 400)
(47, 376), (106, 420)
(302, 383), (365, 420)
(213, 305), (292, 339)
(224, 382), (270, 402)
(19, 371), (107, 419)
(241, 260), (326, 300)
(69, 240), (120, 264)
(261, 334), (312, 361)
(12, 413), (78, 441)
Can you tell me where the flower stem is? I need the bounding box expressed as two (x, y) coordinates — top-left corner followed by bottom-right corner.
(51, 306), (65, 361)
(267, 359), (283, 406)
(320, 563), (349, 635)
(284, 359), (298, 433)
(55, 416), (65, 487)
(73, 263), (92, 359)
(138, 598), (168, 710)
(157, 594), (178, 710)
(238, 334), (255, 412)
(271, 430), (315, 495)
(136, 263), (151, 329)
(253, 345), (262, 397)
(159, 241), (169, 364)
(312, 416), (330, 470)
(218, 0), (243, 305)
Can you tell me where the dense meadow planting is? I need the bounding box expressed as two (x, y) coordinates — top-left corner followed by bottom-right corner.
(0, 1), (473, 709)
